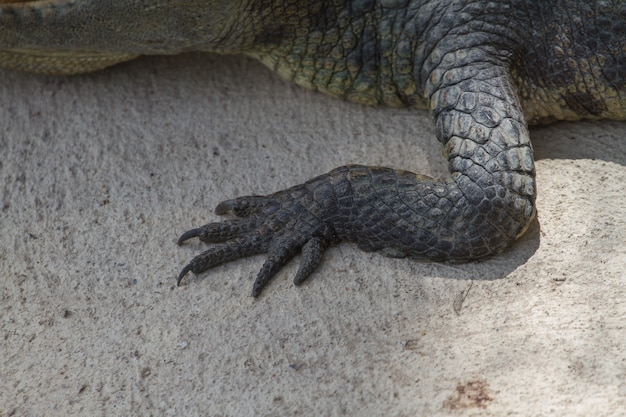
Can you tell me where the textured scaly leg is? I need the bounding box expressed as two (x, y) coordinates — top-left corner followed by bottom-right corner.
(178, 45), (536, 296)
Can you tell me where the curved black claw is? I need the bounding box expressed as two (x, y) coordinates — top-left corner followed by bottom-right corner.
(177, 263), (194, 286)
(177, 180), (338, 296)
(177, 228), (203, 245)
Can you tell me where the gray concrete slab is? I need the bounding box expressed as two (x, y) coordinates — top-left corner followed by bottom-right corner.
(1, 53), (625, 416)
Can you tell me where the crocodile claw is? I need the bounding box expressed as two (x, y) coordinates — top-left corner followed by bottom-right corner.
(177, 187), (336, 297)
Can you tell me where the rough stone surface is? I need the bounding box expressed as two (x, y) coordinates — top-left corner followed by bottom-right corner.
(1, 54), (625, 416)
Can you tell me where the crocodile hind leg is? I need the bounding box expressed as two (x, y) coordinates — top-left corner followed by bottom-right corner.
(178, 51), (537, 297)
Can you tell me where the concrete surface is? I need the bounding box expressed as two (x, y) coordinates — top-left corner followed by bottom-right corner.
(1, 53), (625, 416)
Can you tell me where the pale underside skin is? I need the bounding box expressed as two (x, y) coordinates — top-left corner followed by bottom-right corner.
(0, 0), (624, 295)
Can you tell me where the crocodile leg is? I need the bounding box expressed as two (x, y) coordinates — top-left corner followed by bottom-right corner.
(178, 48), (537, 296)
(0, 0), (545, 296)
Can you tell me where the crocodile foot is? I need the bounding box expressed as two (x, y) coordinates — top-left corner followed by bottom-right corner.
(178, 159), (534, 297)
(177, 179), (338, 297)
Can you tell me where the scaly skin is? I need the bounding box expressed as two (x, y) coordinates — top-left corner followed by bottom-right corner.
(1, 1), (624, 296)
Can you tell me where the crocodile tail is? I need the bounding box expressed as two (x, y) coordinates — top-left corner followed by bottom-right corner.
(0, 1), (138, 74)
(0, 48), (137, 74)
(0, 48), (136, 74)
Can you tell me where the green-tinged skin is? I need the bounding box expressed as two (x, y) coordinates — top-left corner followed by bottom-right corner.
(2, 0), (624, 296)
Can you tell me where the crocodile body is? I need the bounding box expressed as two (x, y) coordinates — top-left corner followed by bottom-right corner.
(1, 0), (624, 296)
